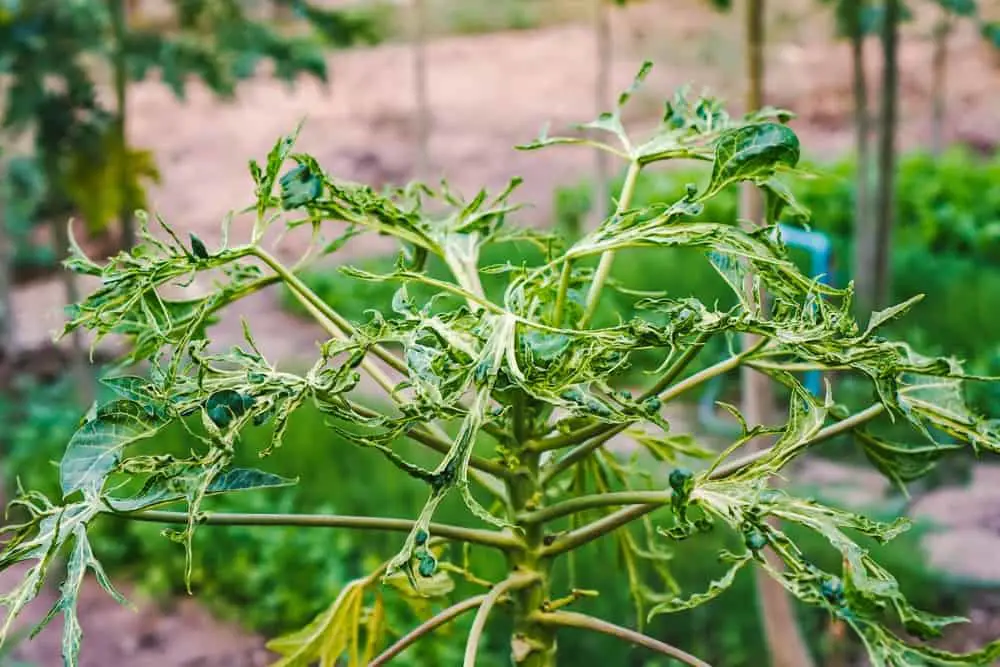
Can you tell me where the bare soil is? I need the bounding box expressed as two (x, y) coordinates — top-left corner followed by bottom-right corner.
(6, 1), (1000, 664)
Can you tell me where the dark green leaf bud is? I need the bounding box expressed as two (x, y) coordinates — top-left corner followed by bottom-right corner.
(668, 467), (693, 492)
(417, 553), (436, 578)
(744, 529), (767, 551)
(189, 233), (210, 260)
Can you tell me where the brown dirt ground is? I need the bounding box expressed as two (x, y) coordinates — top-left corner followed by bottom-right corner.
(6, 1), (1000, 664)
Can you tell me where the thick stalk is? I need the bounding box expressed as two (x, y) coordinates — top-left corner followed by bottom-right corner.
(741, 3), (815, 666)
(506, 395), (557, 666)
(930, 14), (951, 157)
(873, 0), (900, 311)
(848, 0), (877, 318)
(110, 0), (134, 251)
(578, 160), (641, 328)
(591, 0), (612, 241)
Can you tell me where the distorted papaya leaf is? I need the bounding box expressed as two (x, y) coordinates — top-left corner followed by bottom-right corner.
(628, 430), (714, 464)
(204, 389), (254, 429)
(855, 429), (962, 493)
(189, 233), (210, 259)
(279, 162), (323, 210)
(384, 566), (455, 599)
(251, 122), (304, 212)
(105, 467), (297, 513)
(0, 492), (124, 667)
(647, 552), (751, 619)
(861, 295), (924, 340)
(59, 400), (170, 498)
(699, 122), (800, 202)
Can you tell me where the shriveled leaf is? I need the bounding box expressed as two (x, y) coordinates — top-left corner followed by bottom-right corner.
(648, 552), (751, 618)
(856, 430), (962, 493)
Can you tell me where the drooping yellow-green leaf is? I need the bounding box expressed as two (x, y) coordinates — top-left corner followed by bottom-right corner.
(266, 578), (374, 667)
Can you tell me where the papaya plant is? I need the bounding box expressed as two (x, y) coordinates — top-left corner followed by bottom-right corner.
(3, 63), (1000, 667)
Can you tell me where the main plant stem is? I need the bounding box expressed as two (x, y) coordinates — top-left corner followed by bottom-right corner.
(506, 394), (557, 666)
(577, 159), (641, 328)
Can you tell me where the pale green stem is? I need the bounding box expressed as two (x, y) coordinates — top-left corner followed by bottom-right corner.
(519, 490), (670, 525)
(110, 509), (519, 550)
(541, 504), (657, 557)
(540, 425), (625, 484)
(370, 594), (488, 667)
(552, 260), (573, 327)
(533, 611), (712, 667)
(578, 159), (642, 328)
(463, 573), (540, 667)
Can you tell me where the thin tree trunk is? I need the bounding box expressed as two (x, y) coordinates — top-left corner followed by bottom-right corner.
(110, 0), (134, 251)
(848, 0), (877, 318)
(411, 0), (431, 181)
(741, 3), (816, 667)
(0, 161), (13, 359)
(873, 0), (900, 310)
(930, 13), (951, 156)
(591, 0), (612, 239)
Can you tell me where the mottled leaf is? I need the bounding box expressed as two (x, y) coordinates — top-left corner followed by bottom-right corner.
(60, 400), (169, 498)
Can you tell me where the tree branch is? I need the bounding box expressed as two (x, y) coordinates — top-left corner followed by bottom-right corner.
(520, 490), (670, 525)
(463, 573), (539, 667)
(369, 594), (488, 667)
(109, 509), (520, 550)
(540, 424), (626, 484)
(533, 610), (712, 667)
(541, 504), (660, 557)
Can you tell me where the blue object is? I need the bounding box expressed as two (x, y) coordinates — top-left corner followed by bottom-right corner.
(774, 224), (832, 396)
(697, 224), (834, 435)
